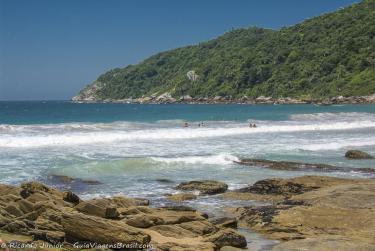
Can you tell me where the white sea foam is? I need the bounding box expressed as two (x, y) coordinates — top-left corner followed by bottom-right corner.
(294, 139), (375, 151)
(1, 120), (375, 148)
(290, 112), (375, 122)
(151, 153), (239, 165)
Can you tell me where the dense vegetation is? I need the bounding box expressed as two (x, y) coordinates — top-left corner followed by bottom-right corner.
(78, 0), (375, 100)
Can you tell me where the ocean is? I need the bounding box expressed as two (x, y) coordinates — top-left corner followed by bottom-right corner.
(1, 101), (375, 195)
(1, 101), (374, 248)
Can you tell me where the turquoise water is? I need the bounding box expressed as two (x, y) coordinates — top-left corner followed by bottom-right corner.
(2, 101), (375, 124)
(1, 101), (374, 189)
(1, 101), (374, 249)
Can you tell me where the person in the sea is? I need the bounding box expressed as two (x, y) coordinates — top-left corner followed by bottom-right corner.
(183, 122), (189, 127)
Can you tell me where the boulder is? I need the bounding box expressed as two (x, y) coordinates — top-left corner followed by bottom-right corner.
(62, 213), (151, 245)
(75, 199), (119, 219)
(63, 191), (80, 205)
(178, 220), (218, 235)
(74, 196), (147, 219)
(209, 217), (238, 229)
(204, 229), (247, 249)
(345, 150), (374, 159)
(48, 174), (101, 185)
(176, 180), (228, 195)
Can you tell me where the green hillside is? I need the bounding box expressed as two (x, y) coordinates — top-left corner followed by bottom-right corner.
(75, 0), (375, 101)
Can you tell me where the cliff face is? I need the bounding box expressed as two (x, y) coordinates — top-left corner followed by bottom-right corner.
(74, 0), (375, 102)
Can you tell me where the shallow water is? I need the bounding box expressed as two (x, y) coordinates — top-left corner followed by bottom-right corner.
(1, 102), (375, 250)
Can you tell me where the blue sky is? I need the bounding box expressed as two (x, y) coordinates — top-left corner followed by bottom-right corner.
(0, 0), (358, 100)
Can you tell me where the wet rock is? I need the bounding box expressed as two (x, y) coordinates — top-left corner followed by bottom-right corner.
(345, 150), (374, 159)
(204, 229), (247, 249)
(237, 178), (317, 196)
(48, 174), (102, 185)
(236, 158), (375, 176)
(235, 159), (341, 172)
(63, 191), (80, 205)
(177, 180), (228, 195)
(167, 193), (197, 202)
(155, 178), (175, 184)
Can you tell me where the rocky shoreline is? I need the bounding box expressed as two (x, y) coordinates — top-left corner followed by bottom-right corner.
(71, 92), (375, 105)
(0, 181), (247, 250)
(1, 172), (375, 250)
(222, 176), (375, 250)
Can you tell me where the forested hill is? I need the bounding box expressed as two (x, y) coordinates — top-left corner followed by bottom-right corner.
(74, 0), (375, 102)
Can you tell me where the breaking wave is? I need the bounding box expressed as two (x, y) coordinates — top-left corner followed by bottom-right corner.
(1, 120), (375, 148)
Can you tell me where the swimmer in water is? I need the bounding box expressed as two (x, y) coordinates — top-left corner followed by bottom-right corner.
(183, 122), (189, 127)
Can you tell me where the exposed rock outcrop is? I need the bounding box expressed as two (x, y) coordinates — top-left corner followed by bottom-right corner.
(176, 180), (228, 195)
(235, 158), (375, 175)
(224, 176), (375, 250)
(0, 181), (246, 250)
(345, 150), (374, 159)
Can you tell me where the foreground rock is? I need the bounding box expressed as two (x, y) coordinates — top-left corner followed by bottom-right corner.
(176, 180), (228, 195)
(224, 176), (375, 250)
(345, 150), (374, 159)
(0, 182), (246, 250)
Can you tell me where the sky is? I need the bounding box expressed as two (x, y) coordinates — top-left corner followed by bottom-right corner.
(0, 0), (359, 100)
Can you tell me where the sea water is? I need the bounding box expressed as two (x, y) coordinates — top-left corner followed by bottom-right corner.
(1, 101), (375, 249)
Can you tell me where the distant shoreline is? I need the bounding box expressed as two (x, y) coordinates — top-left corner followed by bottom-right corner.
(71, 94), (375, 105)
